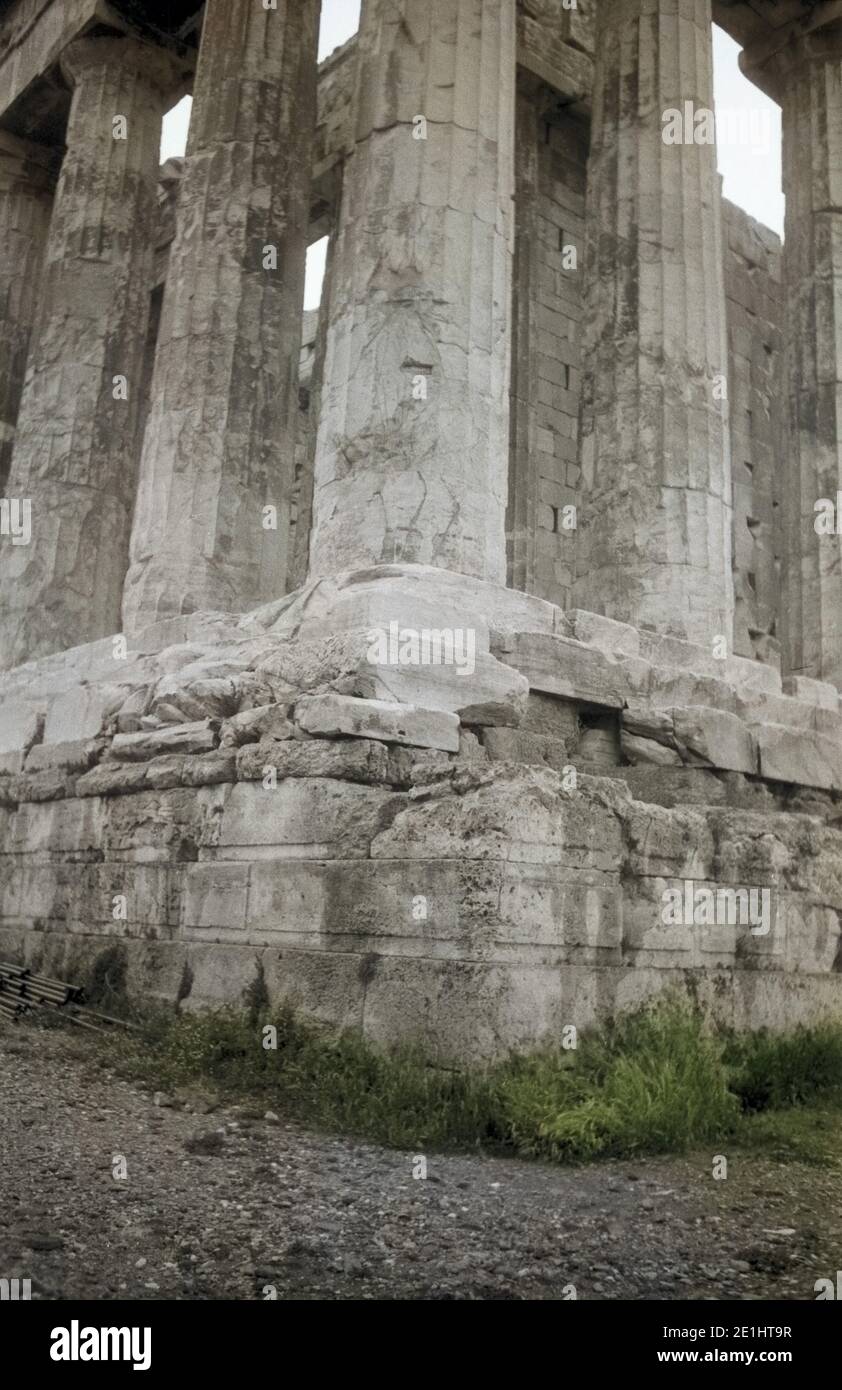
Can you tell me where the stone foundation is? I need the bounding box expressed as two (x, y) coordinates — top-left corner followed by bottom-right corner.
(2, 565), (841, 1060)
(3, 2), (842, 1059)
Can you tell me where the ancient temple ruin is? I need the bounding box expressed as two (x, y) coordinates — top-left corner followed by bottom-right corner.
(1, 0), (841, 1059)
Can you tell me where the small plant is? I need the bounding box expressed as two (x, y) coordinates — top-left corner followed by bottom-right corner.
(725, 1023), (842, 1111)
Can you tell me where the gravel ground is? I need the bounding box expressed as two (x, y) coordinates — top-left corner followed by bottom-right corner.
(1, 1020), (839, 1302)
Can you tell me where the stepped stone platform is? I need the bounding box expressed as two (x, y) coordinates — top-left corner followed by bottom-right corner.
(1, 565), (840, 1061)
(4, 0), (842, 1057)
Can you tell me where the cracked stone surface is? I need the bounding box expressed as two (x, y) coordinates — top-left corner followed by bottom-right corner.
(123, 0), (320, 636)
(0, 37), (181, 672)
(765, 29), (842, 688)
(307, 0), (516, 585)
(572, 0), (735, 646)
(0, 132), (54, 495)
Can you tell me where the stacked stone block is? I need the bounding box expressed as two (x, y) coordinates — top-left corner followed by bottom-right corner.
(509, 86), (587, 605)
(722, 199), (784, 664)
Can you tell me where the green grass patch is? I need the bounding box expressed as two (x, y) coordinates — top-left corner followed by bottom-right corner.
(107, 997), (842, 1166)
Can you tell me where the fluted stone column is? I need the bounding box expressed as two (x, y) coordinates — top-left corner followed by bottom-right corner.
(748, 28), (842, 687)
(0, 132), (55, 495)
(572, 0), (733, 646)
(122, 0), (320, 634)
(0, 37), (180, 670)
(307, 0), (516, 585)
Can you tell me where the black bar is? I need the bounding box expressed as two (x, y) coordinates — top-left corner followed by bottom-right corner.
(3, 1296), (834, 1378)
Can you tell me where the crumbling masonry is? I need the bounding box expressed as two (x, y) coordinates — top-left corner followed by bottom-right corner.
(1, 0), (842, 1059)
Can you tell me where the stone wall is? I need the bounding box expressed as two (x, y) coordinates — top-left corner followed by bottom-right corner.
(509, 87), (587, 606)
(722, 198), (784, 665)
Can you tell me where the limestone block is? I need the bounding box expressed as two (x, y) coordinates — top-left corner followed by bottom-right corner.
(738, 691), (815, 731)
(234, 671), (288, 711)
(723, 654), (782, 695)
(757, 725), (842, 792)
(371, 767), (622, 871)
(244, 860), (330, 941)
(384, 746), (459, 788)
(44, 685), (126, 744)
(75, 763), (150, 798)
(182, 863), (250, 934)
(623, 804), (715, 879)
(671, 707), (757, 774)
(143, 756), (187, 792)
(235, 736), (391, 786)
(220, 705), (297, 748)
(255, 630), (371, 692)
(74, 862), (179, 933)
(566, 609), (641, 658)
(482, 728), (570, 772)
(114, 687), (152, 733)
(295, 693), (460, 752)
(814, 708), (842, 739)
(707, 808), (826, 896)
(521, 692), (581, 739)
(616, 767), (728, 809)
(24, 738), (101, 774)
(258, 565), (556, 647)
(622, 705), (675, 744)
(782, 675), (839, 711)
(491, 631), (626, 708)
(180, 753), (237, 788)
(346, 652), (528, 727)
(110, 721), (219, 761)
(779, 900), (842, 975)
(216, 779), (401, 859)
(578, 724), (621, 768)
(265, 574), (485, 652)
(148, 675), (240, 723)
(5, 797), (105, 856)
(258, 947), (366, 1031)
(0, 698), (43, 773)
(638, 632), (720, 678)
(104, 786), (223, 861)
(620, 881), (704, 970)
(621, 732), (683, 767)
(644, 665), (738, 713)
(357, 956), (569, 1062)
(9, 770), (74, 803)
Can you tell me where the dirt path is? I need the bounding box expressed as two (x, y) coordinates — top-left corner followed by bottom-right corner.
(0, 1021), (838, 1301)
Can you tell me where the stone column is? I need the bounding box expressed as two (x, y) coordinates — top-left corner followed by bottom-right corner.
(0, 132), (55, 495)
(507, 80), (541, 597)
(306, 0), (516, 585)
(0, 38), (180, 671)
(747, 27), (842, 687)
(571, 0), (734, 646)
(122, 0), (320, 635)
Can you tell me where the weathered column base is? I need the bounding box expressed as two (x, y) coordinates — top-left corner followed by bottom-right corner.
(1, 565), (841, 1059)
